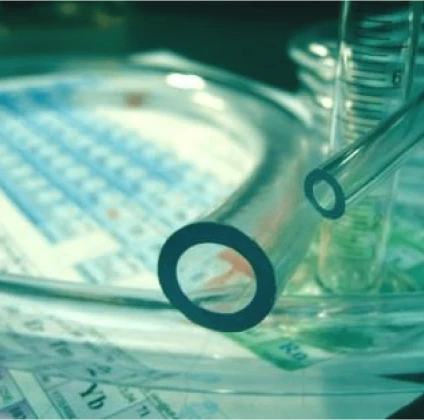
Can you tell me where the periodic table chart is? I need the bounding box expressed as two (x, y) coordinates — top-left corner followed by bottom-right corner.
(0, 73), (256, 289)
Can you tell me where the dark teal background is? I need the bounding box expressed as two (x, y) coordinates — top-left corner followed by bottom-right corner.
(0, 1), (340, 90)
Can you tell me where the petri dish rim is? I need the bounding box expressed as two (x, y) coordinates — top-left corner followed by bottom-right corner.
(0, 57), (422, 318)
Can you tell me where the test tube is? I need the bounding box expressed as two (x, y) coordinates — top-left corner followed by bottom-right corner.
(316, 1), (423, 293)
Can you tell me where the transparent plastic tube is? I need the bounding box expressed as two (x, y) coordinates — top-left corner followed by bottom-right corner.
(168, 82), (424, 334)
(305, 89), (424, 220)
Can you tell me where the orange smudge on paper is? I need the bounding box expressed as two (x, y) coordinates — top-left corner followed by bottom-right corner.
(220, 249), (253, 277)
(206, 249), (254, 288)
(125, 93), (145, 108)
(107, 208), (119, 220)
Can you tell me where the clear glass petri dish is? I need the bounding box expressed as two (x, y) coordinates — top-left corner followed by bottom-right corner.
(0, 55), (423, 398)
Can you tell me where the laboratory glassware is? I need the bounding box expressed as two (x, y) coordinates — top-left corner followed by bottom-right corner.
(310, 1), (423, 293)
